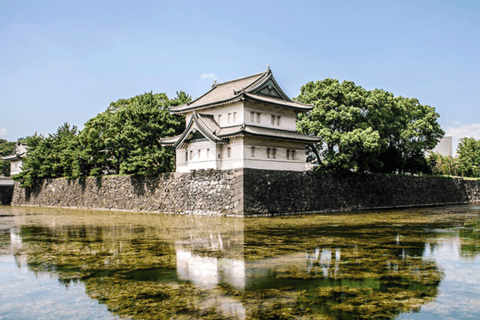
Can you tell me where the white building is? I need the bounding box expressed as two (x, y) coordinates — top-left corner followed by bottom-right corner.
(432, 136), (453, 157)
(162, 67), (320, 172)
(1, 142), (27, 176)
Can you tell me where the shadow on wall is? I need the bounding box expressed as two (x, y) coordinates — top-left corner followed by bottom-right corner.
(0, 186), (14, 205)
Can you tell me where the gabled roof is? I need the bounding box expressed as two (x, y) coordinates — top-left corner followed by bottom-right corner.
(160, 113), (228, 149)
(160, 112), (321, 147)
(1, 143), (27, 161)
(170, 67), (313, 114)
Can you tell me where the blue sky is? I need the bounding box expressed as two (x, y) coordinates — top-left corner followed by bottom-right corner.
(1, 0), (479, 149)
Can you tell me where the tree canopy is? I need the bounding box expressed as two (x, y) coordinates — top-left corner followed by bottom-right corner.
(14, 91), (189, 187)
(296, 79), (444, 174)
(0, 139), (15, 176)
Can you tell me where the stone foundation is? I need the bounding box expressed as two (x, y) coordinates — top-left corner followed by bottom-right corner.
(12, 169), (243, 215)
(11, 169), (480, 216)
(242, 170), (480, 215)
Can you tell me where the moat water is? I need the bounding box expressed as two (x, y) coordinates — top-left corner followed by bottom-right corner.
(0, 205), (479, 319)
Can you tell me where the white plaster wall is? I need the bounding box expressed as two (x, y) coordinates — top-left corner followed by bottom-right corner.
(176, 140), (217, 172)
(10, 159), (22, 176)
(218, 137), (244, 170)
(244, 102), (297, 131)
(243, 137), (306, 171)
(195, 102), (244, 127)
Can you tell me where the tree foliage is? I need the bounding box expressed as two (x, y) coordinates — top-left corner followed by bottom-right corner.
(14, 124), (80, 187)
(0, 139), (15, 176)
(14, 91), (189, 187)
(79, 91), (188, 176)
(296, 79), (444, 174)
(456, 137), (480, 177)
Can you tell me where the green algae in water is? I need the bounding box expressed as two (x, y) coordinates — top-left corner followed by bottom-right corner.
(2, 205), (480, 319)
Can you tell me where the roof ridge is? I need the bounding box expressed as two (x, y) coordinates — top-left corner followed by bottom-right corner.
(245, 92), (313, 107)
(215, 71), (266, 87)
(171, 71), (266, 110)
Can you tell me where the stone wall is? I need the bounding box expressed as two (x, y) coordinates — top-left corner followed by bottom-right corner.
(0, 186), (14, 205)
(10, 168), (480, 216)
(243, 169), (480, 215)
(12, 169), (244, 215)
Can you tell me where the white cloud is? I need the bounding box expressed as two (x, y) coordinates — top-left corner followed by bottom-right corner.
(200, 73), (216, 81)
(443, 123), (480, 155)
(445, 123), (480, 140)
(0, 128), (7, 138)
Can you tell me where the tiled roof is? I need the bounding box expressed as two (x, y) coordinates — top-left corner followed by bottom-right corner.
(160, 112), (226, 148)
(1, 143), (27, 161)
(170, 72), (267, 113)
(243, 93), (312, 111)
(161, 114), (320, 147)
(218, 125), (321, 143)
(170, 68), (313, 114)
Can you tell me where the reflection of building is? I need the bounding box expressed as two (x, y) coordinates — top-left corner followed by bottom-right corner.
(176, 249), (246, 290)
(176, 233), (246, 290)
(10, 227), (22, 248)
(162, 67), (320, 172)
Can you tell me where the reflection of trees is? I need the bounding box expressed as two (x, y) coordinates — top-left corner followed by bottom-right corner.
(13, 212), (245, 319)
(9, 207), (455, 320)
(459, 218), (480, 258)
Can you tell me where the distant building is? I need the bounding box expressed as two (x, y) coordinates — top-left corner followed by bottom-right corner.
(161, 67), (321, 172)
(432, 136), (453, 157)
(1, 142), (27, 176)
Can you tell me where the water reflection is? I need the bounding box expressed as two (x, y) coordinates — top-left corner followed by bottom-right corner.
(0, 205), (479, 319)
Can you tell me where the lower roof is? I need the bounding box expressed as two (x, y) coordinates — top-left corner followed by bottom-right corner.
(160, 112), (321, 147)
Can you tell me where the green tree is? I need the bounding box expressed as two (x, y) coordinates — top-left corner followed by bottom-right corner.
(457, 137), (480, 177)
(428, 152), (459, 176)
(13, 124), (80, 186)
(0, 139), (15, 176)
(296, 79), (381, 172)
(297, 79), (444, 174)
(12, 133), (45, 187)
(79, 91), (188, 176)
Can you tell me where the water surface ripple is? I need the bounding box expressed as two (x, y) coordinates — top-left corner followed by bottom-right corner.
(0, 205), (479, 319)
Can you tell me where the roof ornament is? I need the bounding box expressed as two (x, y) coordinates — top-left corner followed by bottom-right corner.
(266, 64), (270, 72)
(241, 123), (246, 130)
(212, 80), (217, 88)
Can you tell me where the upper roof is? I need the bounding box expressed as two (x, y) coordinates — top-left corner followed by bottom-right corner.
(170, 67), (313, 114)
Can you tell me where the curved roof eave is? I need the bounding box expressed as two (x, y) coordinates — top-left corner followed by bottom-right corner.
(172, 113), (225, 148)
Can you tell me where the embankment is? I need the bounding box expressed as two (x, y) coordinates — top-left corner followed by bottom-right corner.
(11, 169), (480, 216)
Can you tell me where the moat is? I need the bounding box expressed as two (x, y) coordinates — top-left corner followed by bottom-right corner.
(1, 205), (479, 319)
